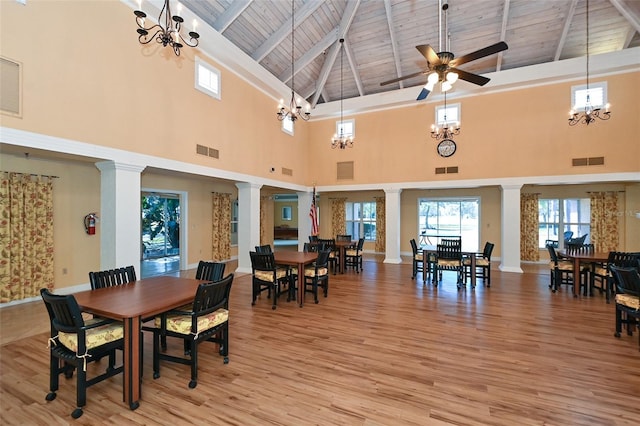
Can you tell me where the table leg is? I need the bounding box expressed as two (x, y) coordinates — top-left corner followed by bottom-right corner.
(572, 258), (580, 297)
(470, 253), (476, 288)
(123, 317), (141, 410)
(297, 261), (305, 307)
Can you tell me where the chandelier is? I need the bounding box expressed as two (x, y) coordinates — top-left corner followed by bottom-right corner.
(134, 0), (200, 56)
(430, 91), (460, 140)
(331, 39), (354, 149)
(277, 0), (311, 123)
(568, 0), (611, 126)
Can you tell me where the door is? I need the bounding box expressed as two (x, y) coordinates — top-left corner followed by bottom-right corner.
(141, 193), (180, 277)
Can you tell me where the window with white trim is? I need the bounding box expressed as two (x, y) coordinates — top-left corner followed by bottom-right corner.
(571, 82), (607, 112)
(435, 103), (460, 126)
(345, 201), (376, 241)
(195, 57), (220, 100)
(230, 199), (238, 246)
(538, 198), (590, 248)
(282, 115), (294, 135)
(336, 118), (355, 138)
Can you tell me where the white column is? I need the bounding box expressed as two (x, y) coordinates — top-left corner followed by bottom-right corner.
(297, 191), (312, 251)
(383, 188), (402, 264)
(95, 161), (145, 277)
(236, 182), (261, 274)
(500, 184), (524, 273)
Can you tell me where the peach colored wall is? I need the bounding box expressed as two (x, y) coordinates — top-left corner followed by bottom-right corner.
(0, 0), (309, 183)
(307, 73), (639, 185)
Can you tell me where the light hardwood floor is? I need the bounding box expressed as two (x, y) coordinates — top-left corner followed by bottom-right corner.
(1, 257), (639, 425)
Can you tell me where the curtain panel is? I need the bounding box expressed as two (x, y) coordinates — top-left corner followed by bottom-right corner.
(211, 192), (231, 261)
(0, 172), (54, 303)
(520, 193), (539, 261)
(331, 198), (346, 238)
(374, 196), (385, 253)
(590, 192), (619, 252)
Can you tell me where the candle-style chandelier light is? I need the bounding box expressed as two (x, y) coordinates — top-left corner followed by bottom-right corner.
(568, 0), (611, 126)
(430, 91), (460, 140)
(276, 0), (311, 123)
(134, 0), (200, 57)
(331, 39), (354, 149)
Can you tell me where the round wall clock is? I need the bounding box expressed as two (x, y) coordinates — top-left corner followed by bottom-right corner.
(437, 139), (457, 157)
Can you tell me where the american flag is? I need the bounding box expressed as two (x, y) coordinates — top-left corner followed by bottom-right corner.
(310, 186), (319, 236)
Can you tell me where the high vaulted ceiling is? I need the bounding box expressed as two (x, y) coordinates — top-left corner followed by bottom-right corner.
(181, 0), (640, 109)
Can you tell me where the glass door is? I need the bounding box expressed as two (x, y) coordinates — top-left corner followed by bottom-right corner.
(141, 193), (180, 277)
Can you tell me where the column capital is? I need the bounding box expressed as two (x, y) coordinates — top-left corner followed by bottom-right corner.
(95, 160), (145, 174)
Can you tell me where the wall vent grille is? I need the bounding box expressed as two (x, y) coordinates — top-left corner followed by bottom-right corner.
(572, 157), (604, 166)
(1, 57), (21, 116)
(435, 167), (446, 174)
(196, 144), (219, 159)
(282, 167), (293, 176)
(337, 161), (354, 180)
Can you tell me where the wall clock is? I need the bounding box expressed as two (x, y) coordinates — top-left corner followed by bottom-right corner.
(437, 139), (456, 157)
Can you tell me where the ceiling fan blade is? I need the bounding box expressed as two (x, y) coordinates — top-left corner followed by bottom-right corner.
(380, 70), (426, 86)
(416, 44), (439, 64)
(416, 87), (430, 101)
(453, 68), (491, 86)
(450, 41), (508, 67)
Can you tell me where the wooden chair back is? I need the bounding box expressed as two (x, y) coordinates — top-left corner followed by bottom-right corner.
(89, 266), (136, 290)
(195, 261), (226, 282)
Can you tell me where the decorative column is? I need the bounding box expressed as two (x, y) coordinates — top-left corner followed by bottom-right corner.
(500, 184), (524, 273)
(383, 188), (402, 264)
(236, 182), (261, 274)
(95, 161), (145, 276)
(297, 190), (312, 251)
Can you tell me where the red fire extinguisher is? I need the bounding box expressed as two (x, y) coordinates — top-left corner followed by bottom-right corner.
(84, 213), (98, 235)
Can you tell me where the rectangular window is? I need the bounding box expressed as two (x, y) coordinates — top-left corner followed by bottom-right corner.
(282, 115), (294, 135)
(345, 201), (376, 241)
(538, 198), (590, 248)
(418, 198), (479, 252)
(195, 57), (221, 100)
(435, 103), (460, 125)
(571, 81), (607, 111)
(230, 199), (238, 246)
(336, 118), (355, 138)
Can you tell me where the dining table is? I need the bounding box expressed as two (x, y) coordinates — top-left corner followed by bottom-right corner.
(273, 251), (319, 307)
(73, 275), (209, 410)
(558, 249), (610, 297)
(421, 245), (476, 287)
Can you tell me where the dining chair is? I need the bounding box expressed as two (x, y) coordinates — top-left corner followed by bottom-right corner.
(152, 274), (234, 388)
(336, 234), (352, 243)
(317, 238), (338, 274)
(547, 244), (587, 294)
(344, 237), (365, 273)
(409, 238), (424, 280)
(249, 251), (294, 309)
(88, 265), (136, 289)
(610, 265), (640, 351)
(463, 241), (494, 287)
(195, 261), (226, 281)
(303, 249), (331, 304)
(40, 288), (124, 419)
(434, 239), (463, 288)
(255, 244), (273, 254)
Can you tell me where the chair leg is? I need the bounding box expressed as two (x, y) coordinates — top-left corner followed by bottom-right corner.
(615, 306), (622, 337)
(153, 330), (161, 379)
(189, 340), (198, 389)
(73, 364), (87, 419)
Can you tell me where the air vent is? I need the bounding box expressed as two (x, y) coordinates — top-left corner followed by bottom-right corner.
(435, 166), (458, 174)
(1, 57), (21, 116)
(282, 167), (293, 176)
(337, 161), (354, 180)
(196, 144), (219, 159)
(572, 157), (604, 166)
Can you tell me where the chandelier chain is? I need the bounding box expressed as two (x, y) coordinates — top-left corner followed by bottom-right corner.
(331, 39), (354, 149)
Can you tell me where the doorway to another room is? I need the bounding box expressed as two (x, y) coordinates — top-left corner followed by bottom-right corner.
(141, 192), (181, 277)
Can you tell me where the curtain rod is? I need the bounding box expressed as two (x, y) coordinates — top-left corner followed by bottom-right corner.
(1, 171), (59, 179)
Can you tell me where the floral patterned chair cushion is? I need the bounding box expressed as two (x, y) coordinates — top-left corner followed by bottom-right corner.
(58, 318), (124, 353)
(155, 308), (229, 336)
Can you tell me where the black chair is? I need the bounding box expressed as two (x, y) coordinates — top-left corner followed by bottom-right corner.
(434, 239), (463, 288)
(303, 242), (319, 253)
(547, 244), (586, 294)
(255, 244), (273, 254)
(195, 261), (226, 281)
(336, 234), (352, 242)
(152, 274), (233, 388)
(463, 242), (494, 287)
(344, 237), (365, 273)
(603, 252), (640, 302)
(409, 238), (424, 280)
(610, 265), (640, 351)
(249, 251), (294, 309)
(304, 249), (331, 304)
(40, 288), (124, 419)
(317, 238), (338, 274)
(88, 265), (136, 289)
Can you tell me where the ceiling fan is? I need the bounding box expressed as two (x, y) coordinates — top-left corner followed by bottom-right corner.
(380, 1), (508, 100)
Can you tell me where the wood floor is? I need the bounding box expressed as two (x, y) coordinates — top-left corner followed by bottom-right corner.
(1, 257), (639, 425)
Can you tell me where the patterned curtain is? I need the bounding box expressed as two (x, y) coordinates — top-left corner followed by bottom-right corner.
(520, 193), (539, 261)
(0, 172), (54, 303)
(331, 198), (346, 237)
(259, 196), (268, 245)
(590, 192), (619, 252)
(211, 192), (231, 261)
(374, 196), (385, 253)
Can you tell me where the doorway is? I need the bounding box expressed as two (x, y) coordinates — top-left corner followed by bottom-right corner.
(141, 192), (180, 277)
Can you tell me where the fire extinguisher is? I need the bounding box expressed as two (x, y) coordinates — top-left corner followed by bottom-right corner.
(84, 213), (98, 235)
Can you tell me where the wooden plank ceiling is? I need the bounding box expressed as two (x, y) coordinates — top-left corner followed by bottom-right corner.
(183, 0), (640, 106)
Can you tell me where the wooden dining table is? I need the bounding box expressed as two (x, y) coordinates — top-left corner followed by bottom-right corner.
(73, 275), (209, 410)
(558, 249), (610, 297)
(273, 251), (319, 307)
